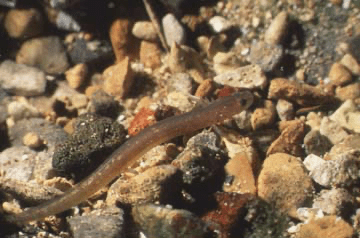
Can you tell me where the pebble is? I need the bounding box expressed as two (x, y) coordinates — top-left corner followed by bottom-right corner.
(330, 99), (360, 133)
(208, 16), (231, 33)
(4, 8), (43, 39)
(54, 10), (81, 32)
(327, 134), (360, 158)
(268, 78), (335, 106)
(165, 91), (195, 112)
(303, 130), (332, 156)
(267, 119), (305, 157)
(16, 36), (70, 74)
(88, 89), (121, 119)
(22, 132), (44, 149)
(206, 35), (227, 59)
(340, 53), (360, 75)
(68, 206), (125, 238)
(128, 107), (157, 136)
(7, 98), (41, 121)
(0, 60), (46, 96)
(233, 109), (252, 131)
(65, 63), (88, 89)
(103, 57), (134, 98)
(335, 82), (360, 101)
(213, 52), (242, 74)
(249, 41), (284, 72)
(214, 64), (267, 89)
(109, 18), (135, 62)
(264, 11), (289, 45)
(162, 13), (186, 47)
(251, 100), (276, 130)
(167, 73), (194, 95)
(319, 117), (349, 145)
(303, 153), (360, 187)
(276, 99), (295, 121)
(328, 62), (352, 86)
(106, 165), (181, 205)
(257, 153), (314, 215)
(132, 204), (207, 238)
(139, 40), (162, 70)
(194, 79), (214, 97)
(296, 215), (354, 238)
(312, 188), (355, 217)
(132, 21), (157, 41)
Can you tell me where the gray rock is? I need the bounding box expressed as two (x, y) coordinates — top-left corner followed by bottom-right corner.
(319, 117), (349, 145)
(16, 36), (70, 74)
(162, 13), (186, 47)
(303, 130), (332, 156)
(249, 41), (283, 72)
(0, 60), (46, 96)
(167, 73), (194, 94)
(276, 99), (294, 121)
(68, 206), (125, 238)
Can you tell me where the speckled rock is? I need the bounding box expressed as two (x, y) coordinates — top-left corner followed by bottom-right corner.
(16, 36), (69, 74)
(319, 117), (349, 145)
(132, 204), (207, 238)
(251, 100), (276, 130)
(162, 13), (186, 47)
(88, 89), (121, 119)
(0, 60), (46, 96)
(233, 109), (252, 131)
(165, 91), (195, 112)
(128, 107), (157, 136)
(276, 99), (295, 121)
(132, 21), (157, 41)
(264, 11), (289, 45)
(68, 206), (125, 238)
(330, 99), (360, 133)
(4, 8), (44, 39)
(214, 64), (267, 89)
(167, 73), (194, 95)
(303, 130), (332, 156)
(258, 153), (313, 215)
(249, 41), (284, 72)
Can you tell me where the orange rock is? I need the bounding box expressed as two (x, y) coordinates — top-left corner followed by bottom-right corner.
(251, 100), (276, 130)
(103, 57), (134, 98)
(128, 107), (157, 136)
(328, 62), (352, 87)
(139, 41), (162, 70)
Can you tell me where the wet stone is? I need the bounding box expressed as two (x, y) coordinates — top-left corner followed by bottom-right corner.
(88, 89), (121, 119)
(249, 41), (284, 72)
(162, 13), (186, 47)
(303, 130), (332, 156)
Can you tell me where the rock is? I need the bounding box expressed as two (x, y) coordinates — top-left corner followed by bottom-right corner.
(68, 206), (125, 238)
(162, 13), (186, 47)
(22, 132), (44, 149)
(4, 8), (43, 39)
(132, 204), (207, 238)
(328, 62), (352, 86)
(208, 16), (231, 33)
(268, 78), (335, 106)
(249, 41), (284, 72)
(306, 112), (323, 131)
(340, 53), (360, 75)
(52, 10), (81, 32)
(296, 215), (354, 238)
(109, 18), (135, 62)
(330, 99), (360, 133)
(312, 188), (355, 217)
(132, 21), (157, 41)
(303, 130), (332, 156)
(65, 63), (88, 89)
(7, 98), (41, 121)
(319, 117), (349, 145)
(103, 57), (134, 98)
(167, 73), (194, 95)
(16, 36), (69, 74)
(213, 52), (242, 74)
(251, 100), (276, 130)
(214, 64), (267, 89)
(257, 153), (313, 215)
(194, 79), (215, 97)
(276, 99), (294, 121)
(139, 41), (162, 70)
(165, 91), (195, 112)
(128, 107), (157, 136)
(233, 109), (252, 131)
(327, 134), (360, 158)
(0, 60), (46, 96)
(336, 83), (360, 101)
(106, 165), (181, 205)
(88, 89), (121, 119)
(267, 120), (305, 157)
(264, 11), (289, 45)
(303, 153), (360, 187)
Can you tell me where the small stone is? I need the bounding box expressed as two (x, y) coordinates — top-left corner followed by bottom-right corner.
(206, 34), (227, 59)
(319, 117), (349, 145)
(23, 132), (43, 149)
(89, 89), (121, 119)
(7, 98), (41, 121)
(328, 62), (352, 86)
(330, 99), (360, 133)
(296, 215), (354, 238)
(103, 57), (134, 98)
(162, 13), (186, 47)
(267, 120), (305, 157)
(336, 83), (360, 101)
(128, 107), (157, 136)
(132, 21), (157, 41)
(214, 64), (267, 89)
(165, 91), (195, 112)
(276, 99), (295, 121)
(139, 41), (162, 70)
(249, 41), (284, 72)
(208, 16), (231, 33)
(340, 54), (360, 75)
(194, 79), (214, 97)
(312, 188), (354, 217)
(213, 52), (242, 74)
(167, 73), (194, 95)
(16, 36), (69, 74)
(329, 0), (343, 5)
(251, 100), (276, 130)
(303, 130), (332, 156)
(327, 134), (360, 158)
(109, 18), (135, 62)
(264, 11), (289, 45)
(4, 8), (43, 39)
(258, 153), (313, 215)
(65, 63), (88, 89)
(0, 60), (46, 96)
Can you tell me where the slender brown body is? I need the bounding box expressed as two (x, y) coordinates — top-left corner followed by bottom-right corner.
(5, 91), (253, 224)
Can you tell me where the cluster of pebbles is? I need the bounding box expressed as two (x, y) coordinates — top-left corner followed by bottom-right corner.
(1, 0), (360, 237)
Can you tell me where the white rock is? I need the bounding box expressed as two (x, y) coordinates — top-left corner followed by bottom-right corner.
(330, 99), (360, 133)
(209, 16), (231, 33)
(319, 117), (349, 145)
(162, 13), (186, 47)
